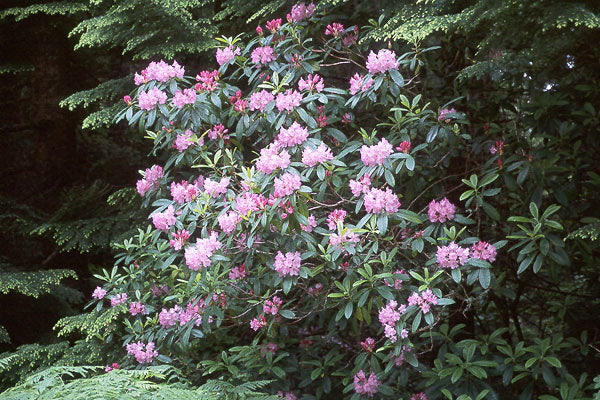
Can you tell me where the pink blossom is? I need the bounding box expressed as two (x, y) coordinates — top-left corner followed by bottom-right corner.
(159, 305), (181, 328)
(327, 209), (347, 230)
(277, 122), (309, 147)
(251, 46), (276, 65)
(169, 229), (190, 250)
(172, 88), (196, 108)
(298, 74), (324, 92)
(353, 370), (380, 397)
(273, 173), (302, 198)
(195, 70), (219, 92)
(234, 98), (247, 113)
(250, 315), (266, 331)
(378, 300), (406, 342)
(436, 242), (470, 269)
(173, 129), (199, 152)
(329, 231), (359, 250)
(275, 89), (302, 112)
(256, 144), (291, 174)
(218, 211), (241, 235)
(428, 197), (456, 223)
(136, 165), (164, 196)
(301, 214), (318, 232)
(349, 73), (373, 95)
(249, 90), (275, 112)
(289, 2), (315, 22)
(366, 49), (399, 74)
(266, 18), (282, 33)
(110, 293), (127, 307)
(360, 138), (393, 166)
(170, 180), (200, 204)
(261, 342), (279, 357)
(151, 285), (170, 297)
(384, 269), (405, 290)
(302, 142), (333, 167)
(349, 174), (371, 197)
(438, 108), (457, 122)
(490, 140), (504, 155)
(396, 140), (411, 153)
(273, 251), (301, 277)
(184, 232), (222, 270)
(123, 95), (132, 105)
(134, 60), (185, 85)
(208, 123), (228, 140)
(263, 296), (282, 315)
(364, 187), (401, 214)
(360, 337), (375, 352)
(92, 286), (106, 299)
(408, 289), (438, 314)
(138, 87), (167, 110)
(256, 25), (263, 36)
(229, 263), (246, 280)
(216, 46), (240, 65)
(126, 341), (158, 364)
(129, 302), (146, 316)
(470, 241), (497, 262)
(105, 363), (120, 372)
(203, 177), (229, 197)
(325, 22), (344, 37)
(277, 391), (297, 400)
(411, 393), (429, 400)
(152, 205), (176, 232)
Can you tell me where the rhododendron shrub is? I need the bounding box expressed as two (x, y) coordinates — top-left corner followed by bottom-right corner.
(91, 5), (558, 399)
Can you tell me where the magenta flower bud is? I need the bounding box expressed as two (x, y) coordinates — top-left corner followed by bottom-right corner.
(256, 25), (263, 36)
(123, 95), (132, 105)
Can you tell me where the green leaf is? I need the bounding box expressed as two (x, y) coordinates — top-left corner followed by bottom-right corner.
(377, 214), (388, 234)
(479, 269), (491, 289)
(344, 302), (353, 319)
(406, 156), (415, 171)
(388, 69), (404, 87)
(544, 357), (562, 368)
(396, 209), (422, 223)
(280, 310), (295, 319)
(481, 202), (500, 221)
(451, 268), (461, 283)
(517, 254), (535, 274)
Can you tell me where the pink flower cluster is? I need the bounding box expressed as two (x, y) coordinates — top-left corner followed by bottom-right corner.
(276, 89), (303, 112)
(134, 60), (184, 85)
(263, 296), (282, 315)
(396, 140), (411, 153)
(256, 145), (291, 174)
(411, 393), (429, 400)
(218, 211), (241, 235)
(490, 140), (505, 155)
(136, 165), (164, 196)
(261, 342), (279, 357)
(385, 269), (405, 290)
(105, 363), (120, 372)
(172, 88), (196, 108)
(325, 22), (344, 37)
(470, 241), (497, 262)
(159, 303), (203, 328)
(169, 229), (190, 250)
(266, 18), (282, 33)
(229, 263), (246, 280)
(152, 205), (176, 232)
(129, 302), (146, 316)
(360, 337), (375, 352)
(364, 187), (401, 214)
(298, 74), (324, 92)
(92, 286), (106, 299)
(208, 123), (229, 140)
(195, 70), (219, 92)
(126, 341), (158, 364)
(407, 289), (438, 313)
(289, 2), (315, 22)
(173, 129), (199, 152)
(366, 49), (399, 74)
(349, 73), (373, 95)
(204, 177), (229, 197)
(277, 122), (309, 147)
(216, 46), (240, 65)
(329, 230), (359, 250)
(250, 315), (266, 331)
(171, 179), (202, 204)
(327, 209), (347, 230)
(110, 293), (127, 307)
(428, 197), (456, 223)
(273, 173), (301, 198)
(251, 46), (276, 65)
(360, 138), (393, 166)
(302, 143), (333, 167)
(249, 90), (275, 112)
(378, 300), (406, 342)
(274, 251), (301, 277)
(138, 87), (167, 110)
(184, 232), (222, 270)
(436, 242), (470, 269)
(349, 174), (371, 197)
(236, 192), (264, 215)
(353, 370), (380, 397)
(301, 214), (318, 232)
(438, 108), (457, 122)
